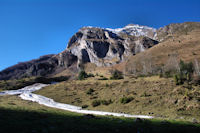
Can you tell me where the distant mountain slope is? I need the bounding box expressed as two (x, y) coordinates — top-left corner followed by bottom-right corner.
(156, 22), (200, 41)
(125, 22), (200, 74)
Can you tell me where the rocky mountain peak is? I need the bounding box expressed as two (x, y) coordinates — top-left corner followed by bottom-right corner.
(106, 24), (157, 40)
(61, 25), (158, 68)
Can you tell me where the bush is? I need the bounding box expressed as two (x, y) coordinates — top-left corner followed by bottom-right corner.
(105, 83), (109, 87)
(110, 70), (124, 80)
(81, 105), (89, 108)
(120, 97), (134, 104)
(180, 60), (194, 75)
(92, 100), (101, 107)
(174, 74), (184, 85)
(164, 71), (173, 78)
(173, 60), (194, 85)
(86, 88), (94, 95)
(78, 70), (88, 80)
(91, 99), (113, 107)
(87, 73), (95, 77)
(98, 77), (108, 80)
(100, 99), (112, 105)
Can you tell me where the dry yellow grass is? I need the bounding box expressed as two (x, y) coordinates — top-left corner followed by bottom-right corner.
(35, 75), (200, 122)
(126, 29), (200, 70)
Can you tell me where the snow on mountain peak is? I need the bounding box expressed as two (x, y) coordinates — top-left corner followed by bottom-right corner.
(106, 24), (157, 40)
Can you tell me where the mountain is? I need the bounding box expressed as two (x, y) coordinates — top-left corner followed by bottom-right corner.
(60, 26), (158, 67)
(124, 22), (200, 74)
(106, 24), (157, 40)
(0, 22), (199, 80)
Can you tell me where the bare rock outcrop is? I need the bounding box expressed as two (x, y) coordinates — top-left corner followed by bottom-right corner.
(63, 26), (158, 67)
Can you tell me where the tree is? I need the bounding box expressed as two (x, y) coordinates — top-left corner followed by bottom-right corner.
(174, 60), (194, 85)
(140, 53), (154, 76)
(163, 53), (180, 76)
(194, 59), (200, 76)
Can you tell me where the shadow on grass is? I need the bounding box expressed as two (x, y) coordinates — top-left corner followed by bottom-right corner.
(0, 108), (199, 133)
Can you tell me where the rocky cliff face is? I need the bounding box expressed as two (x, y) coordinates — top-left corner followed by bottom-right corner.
(0, 24), (160, 80)
(60, 26), (158, 68)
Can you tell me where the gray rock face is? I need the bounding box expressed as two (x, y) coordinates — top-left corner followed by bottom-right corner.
(64, 26), (158, 67)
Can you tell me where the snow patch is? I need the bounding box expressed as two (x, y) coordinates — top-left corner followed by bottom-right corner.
(0, 83), (48, 95)
(106, 24), (157, 39)
(20, 93), (81, 110)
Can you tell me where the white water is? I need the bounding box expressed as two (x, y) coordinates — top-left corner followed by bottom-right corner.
(0, 83), (154, 119)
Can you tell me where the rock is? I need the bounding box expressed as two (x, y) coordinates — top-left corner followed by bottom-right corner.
(64, 26), (158, 67)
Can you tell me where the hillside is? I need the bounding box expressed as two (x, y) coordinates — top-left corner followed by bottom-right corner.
(35, 75), (200, 122)
(125, 22), (200, 75)
(1, 95), (200, 133)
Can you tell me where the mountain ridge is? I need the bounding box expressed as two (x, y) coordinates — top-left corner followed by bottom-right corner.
(0, 22), (199, 80)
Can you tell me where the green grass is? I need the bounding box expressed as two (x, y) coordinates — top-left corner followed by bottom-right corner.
(0, 95), (200, 133)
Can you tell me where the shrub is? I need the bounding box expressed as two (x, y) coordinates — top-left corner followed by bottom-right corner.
(91, 99), (113, 107)
(92, 100), (101, 107)
(98, 77), (108, 80)
(120, 97), (134, 104)
(171, 60), (194, 85)
(81, 105), (89, 108)
(87, 73), (95, 77)
(105, 83), (109, 87)
(164, 71), (173, 78)
(78, 70), (88, 80)
(100, 99), (112, 105)
(174, 74), (184, 85)
(110, 70), (124, 80)
(99, 75), (104, 78)
(86, 88), (94, 95)
(179, 60), (194, 75)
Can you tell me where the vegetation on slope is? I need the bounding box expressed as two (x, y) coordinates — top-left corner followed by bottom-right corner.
(35, 75), (200, 123)
(0, 76), (69, 91)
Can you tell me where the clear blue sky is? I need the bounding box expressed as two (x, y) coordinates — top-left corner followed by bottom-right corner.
(0, 0), (200, 71)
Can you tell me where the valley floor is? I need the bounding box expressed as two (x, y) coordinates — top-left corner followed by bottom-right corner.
(0, 83), (153, 119)
(0, 95), (200, 133)
(35, 76), (200, 122)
